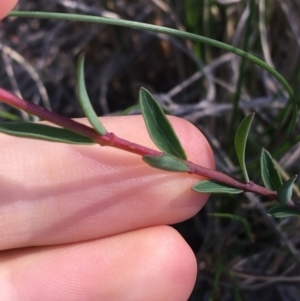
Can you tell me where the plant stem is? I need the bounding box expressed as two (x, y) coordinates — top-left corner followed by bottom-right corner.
(0, 88), (277, 199)
(0, 88), (163, 158)
(187, 161), (277, 198)
(0, 88), (99, 140)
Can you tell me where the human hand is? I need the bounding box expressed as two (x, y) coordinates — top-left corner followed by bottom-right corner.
(0, 2), (215, 300)
(0, 114), (214, 300)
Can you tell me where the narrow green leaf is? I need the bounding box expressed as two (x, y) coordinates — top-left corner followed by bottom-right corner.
(260, 148), (282, 190)
(208, 213), (253, 241)
(192, 180), (243, 194)
(267, 205), (300, 218)
(0, 109), (21, 121)
(277, 176), (297, 205)
(139, 88), (187, 160)
(119, 103), (140, 116)
(76, 53), (106, 135)
(0, 122), (94, 144)
(234, 113), (255, 183)
(143, 154), (188, 172)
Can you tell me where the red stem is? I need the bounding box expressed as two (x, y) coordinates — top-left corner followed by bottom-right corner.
(187, 161), (277, 198)
(0, 88), (278, 199)
(0, 88), (159, 156)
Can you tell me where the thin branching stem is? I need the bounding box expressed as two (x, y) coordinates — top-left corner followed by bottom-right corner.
(0, 87), (278, 199)
(0, 87), (164, 157)
(187, 161), (277, 198)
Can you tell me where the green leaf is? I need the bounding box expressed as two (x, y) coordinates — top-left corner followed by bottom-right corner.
(192, 180), (243, 194)
(260, 148), (282, 190)
(267, 205), (300, 218)
(276, 176), (297, 205)
(0, 122), (94, 144)
(208, 213), (253, 241)
(0, 109), (21, 121)
(234, 113), (254, 183)
(139, 88), (187, 160)
(76, 53), (106, 135)
(143, 154), (188, 172)
(119, 103), (140, 116)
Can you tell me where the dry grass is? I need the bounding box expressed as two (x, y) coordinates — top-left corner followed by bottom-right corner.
(1, 0), (300, 300)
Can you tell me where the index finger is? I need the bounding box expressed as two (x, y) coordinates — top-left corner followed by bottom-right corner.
(0, 115), (214, 250)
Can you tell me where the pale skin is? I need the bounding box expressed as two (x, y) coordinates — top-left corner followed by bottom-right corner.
(0, 2), (215, 300)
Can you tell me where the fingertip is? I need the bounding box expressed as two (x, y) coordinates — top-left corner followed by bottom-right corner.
(99, 115), (215, 171)
(167, 116), (215, 170)
(0, 226), (197, 301)
(149, 226), (197, 301)
(0, 0), (18, 20)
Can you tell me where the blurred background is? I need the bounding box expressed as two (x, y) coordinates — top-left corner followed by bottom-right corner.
(1, 0), (300, 300)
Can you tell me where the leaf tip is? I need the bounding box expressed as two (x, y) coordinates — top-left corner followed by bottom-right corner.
(139, 87), (187, 160)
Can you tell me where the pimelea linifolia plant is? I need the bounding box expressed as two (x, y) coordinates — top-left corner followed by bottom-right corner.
(0, 52), (299, 219)
(1, 9), (300, 219)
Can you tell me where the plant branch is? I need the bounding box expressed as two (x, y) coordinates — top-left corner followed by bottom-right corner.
(187, 161), (277, 198)
(0, 88), (160, 156)
(0, 88), (277, 199)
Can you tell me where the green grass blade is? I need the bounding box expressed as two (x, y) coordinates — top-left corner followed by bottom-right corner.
(8, 11), (293, 96)
(0, 122), (94, 144)
(208, 259), (223, 301)
(119, 103), (140, 116)
(277, 176), (297, 205)
(0, 109), (21, 121)
(208, 213), (253, 242)
(139, 88), (187, 159)
(222, 268), (242, 301)
(76, 53), (106, 135)
(234, 113), (255, 183)
(260, 148), (282, 190)
(184, 0), (205, 61)
(9, 11), (296, 137)
(267, 205), (300, 218)
(143, 154), (189, 172)
(229, 0), (256, 139)
(192, 180), (243, 194)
